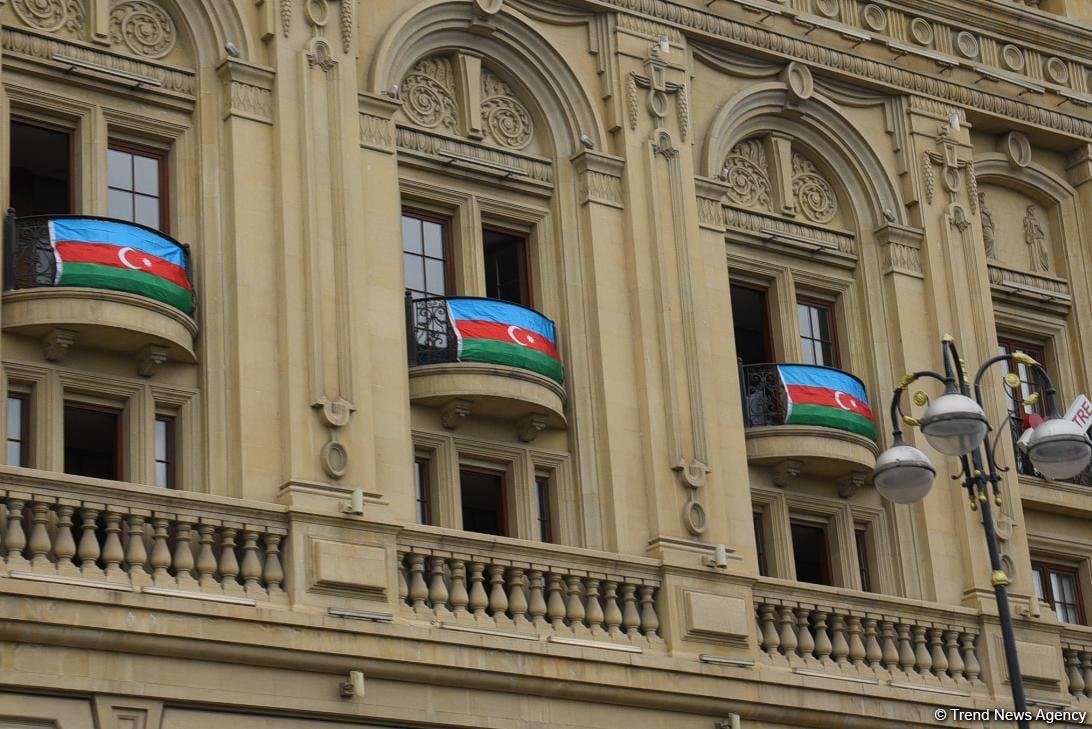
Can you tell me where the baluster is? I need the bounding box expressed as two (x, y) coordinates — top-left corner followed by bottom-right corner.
(961, 632), (981, 684)
(397, 552), (409, 604)
(488, 565), (510, 626)
(527, 570), (547, 628)
(897, 624), (916, 676)
(239, 530), (263, 593)
(429, 556), (450, 614)
(846, 616), (865, 669)
(263, 532), (285, 594)
(218, 526), (241, 592)
(195, 523), (218, 588)
(1081, 652), (1092, 699)
(584, 578), (605, 636)
(796, 608), (816, 663)
(758, 603), (780, 656)
(602, 580), (623, 637)
(945, 630), (965, 682)
(173, 521), (197, 589)
(778, 606), (799, 659)
(619, 583), (640, 638)
(76, 506), (101, 576)
(813, 611), (833, 665)
(1066, 649), (1085, 697)
(53, 503), (77, 574)
(912, 625), (933, 677)
(863, 618), (883, 671)
(929, 627), (948, 680)
(565, 575), (586, 632)
(547, 573), (568, 630)
(638, 585), (659, 639)
(467, 562), (488, 618)
(124, 513), (150, 584)
(101, 510), (125, 579)
(149, 517), (172, 585)
(448, 560), (469, 616)
(407, 554), (428, 609)
(3, 497), (28, 568)
(27, 500), (52, 568)
(508, 567), (529, 626)
(880, 621), (900, 673)
(829, 614), (849, 667)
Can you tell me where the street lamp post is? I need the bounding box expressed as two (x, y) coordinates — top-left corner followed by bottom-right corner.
(872, 336), (1092, 729)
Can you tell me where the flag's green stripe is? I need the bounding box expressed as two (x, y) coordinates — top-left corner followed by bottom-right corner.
(787, 403), (877, 441)
(59, 262), (195, 315)
(460, 338), (564, 383)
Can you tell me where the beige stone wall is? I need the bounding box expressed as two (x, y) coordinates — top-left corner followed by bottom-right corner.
(1, 0), (1092, 727)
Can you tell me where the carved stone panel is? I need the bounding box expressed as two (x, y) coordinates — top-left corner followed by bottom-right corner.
(400, 56), (458, 132)
(12, 0), (84, 32)
(110, 1), (176, 59)
(719, 139), (771, 211)
(790, 152), (838, 225)
(481, 70), (535, 151)
(978, 182), (1058, 277)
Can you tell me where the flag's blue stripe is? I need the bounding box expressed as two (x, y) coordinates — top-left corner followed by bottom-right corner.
(778, 364), (868, 403)
(447, 299), (556, 343)
(50, 219), (186, 268)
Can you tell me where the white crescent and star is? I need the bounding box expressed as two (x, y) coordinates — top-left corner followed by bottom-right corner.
(507, 325), (537, 347)
(117, 247), (154, 271)
(833, 391), (858, 412)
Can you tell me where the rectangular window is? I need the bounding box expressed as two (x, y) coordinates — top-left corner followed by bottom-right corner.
(64, 403), (121, 481)
(1032, 561), (1085, 625)
(402, 211), (450, 300)
(997, 337), (1048, 476)
(6, 393), (29, 467)
(459, 467), (506, 537)
(483, 228), (530, 306)
(791, 521), (832, 586)
(414, 457), (432, 525)
(730, 283), (772, 366)
(754, 511), (768, 577)
(108, 143), (167, 231)
(855, 527), (872, 593)
(535, 473), (553, 543)
(797, 298), (838, 368)
(154, 415), (175, 488)
(10, 121), (72, 216)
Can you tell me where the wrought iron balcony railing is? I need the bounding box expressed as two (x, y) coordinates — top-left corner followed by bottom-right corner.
(3, 212), (194, 315)
(739, 362), (877, 441)
(406, 293), (458, 367)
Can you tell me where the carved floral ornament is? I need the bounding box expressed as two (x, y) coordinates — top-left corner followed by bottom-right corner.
(718, 136), (839, 225)
(10, 0), (177, 59)
(12, 0), (84, 33)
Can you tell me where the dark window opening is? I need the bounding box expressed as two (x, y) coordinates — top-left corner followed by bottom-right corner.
(730, 283), (772, 366)
(483, 228), (530, 306)
(1032, 561), (1085, 625)
(536, 474), (553, 543)
(64, 404), (121, 481)
(459, 468), (506, 537)
(754, 511), (768, 577)
(798, 298), (839, 368)
(7, 393), (29, 467)
(108, 143), (168, 232)
(10, 121), (72, 216)
(855, 527), (872, 592)
(791, 521), (832, 586)
(414, 457), (432, 525)
(402, 211), (450, 300)
(154, 415), (175, 488)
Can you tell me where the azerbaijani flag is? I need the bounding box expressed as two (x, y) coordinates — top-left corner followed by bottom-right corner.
(49, 218), (194, 315)
(779, 364), (877, 441)
(446, 298), (564, 384)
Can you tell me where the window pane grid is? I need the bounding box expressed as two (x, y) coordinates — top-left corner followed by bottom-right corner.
(1033, 562), (1085, 625)
(414, 458), (431, 525)
(797, 300), (837, 368)
(402, 213), (448, 300)
(108, 145), (165, 232)
(154, 416), (174, 489)
(6, 395), (28, 467)
(536, 475), (552, 543)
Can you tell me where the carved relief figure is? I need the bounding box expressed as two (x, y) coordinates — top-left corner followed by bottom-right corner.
(979, 192), (996, 260)
(1023, 205), (1049, 272)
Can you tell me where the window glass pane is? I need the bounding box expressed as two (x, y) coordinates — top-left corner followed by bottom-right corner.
(7, 442), (21, 466)
(459, 469), (505, 536)
(155, 462), (169, 487)
(414, 459), (430, 525)
(536, 475), (552, 543)
(402, 216), (422, 254)
(802, 340), (817, 366)
(7, 396), (23, 439)
(403, 253), (425, 293)
(425, 258), (446, 296)
(108, 189), (133, 221)
(11, 122), (72, 216)
(63, 405), (120, 481)
(108, 149), (132, 190)
(730, 285), (772, 365)
(1032, 568), (1046, 599)
(797, 304), (812, 339)
(483, 229), (529, 305)
(423, 221), (444, 258)
(1053, 573), (1076, 604)
(134, 195), (160, 228)
(155, 419), (168, 461)
(791, 523), (831, 586)
(133, 154), (159, 195)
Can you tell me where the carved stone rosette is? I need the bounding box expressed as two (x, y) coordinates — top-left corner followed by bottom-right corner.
(13, 0), (84, 32)
(720, 140), (772, 211)
(791, 152), (837, 224)
(110, 1), (176, 59)
(481, 70), (534, 150)
(400, 57), (458, 132)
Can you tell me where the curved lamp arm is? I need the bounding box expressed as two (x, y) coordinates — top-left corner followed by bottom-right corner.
(888, 370), (948, 442)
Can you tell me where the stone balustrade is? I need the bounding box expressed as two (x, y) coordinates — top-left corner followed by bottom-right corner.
(0, 471), (288, 603)
(754, 583), (983, 688)
(396, 531), (663, 647)
(1062, 629), (1092, 699)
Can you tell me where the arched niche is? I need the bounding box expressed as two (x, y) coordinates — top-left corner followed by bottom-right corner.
(369, 0), (605, 158)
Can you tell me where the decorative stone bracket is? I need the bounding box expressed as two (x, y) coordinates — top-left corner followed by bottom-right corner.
(922, 122), (977, 212)
(313, 395), (354, 479)
(42, 328), (77, 362)
(626, 44), (689, 142)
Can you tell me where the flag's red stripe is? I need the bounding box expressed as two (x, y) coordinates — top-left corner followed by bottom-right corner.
(787, 384), (874, 420)
(454, 320), (559, 359)
(56, 241), (192, 291)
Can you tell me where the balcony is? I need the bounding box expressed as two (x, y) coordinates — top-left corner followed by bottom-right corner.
(406, 294), (566, 437)
(741, 363), (879, 487)
(3, 213), (197, 367)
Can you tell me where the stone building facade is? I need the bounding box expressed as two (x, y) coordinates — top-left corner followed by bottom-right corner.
(1, 0), (1092, 727)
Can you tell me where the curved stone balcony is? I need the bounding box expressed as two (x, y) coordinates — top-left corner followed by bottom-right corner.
(741, 362), (879, 489)
(406, 294), (566, 439)
(3, 214), (196, 370)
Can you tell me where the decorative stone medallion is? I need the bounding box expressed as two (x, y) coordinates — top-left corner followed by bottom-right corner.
(1001, 44), (1025, 72)
(861, 4), (887, 33)
(813, 0), (838, 19)
(400, 56), (458, 131)
(791, 152), (837, 224)
(955, 31), (980, 60)
(481, 70), (534, 150)
(720, 139), (772, 210)
(1045, 57), (1069, 85)
(110, 1), (176, 59)
(13, 0), (84, 33)
(909, 18), (934, 47)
